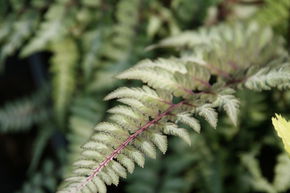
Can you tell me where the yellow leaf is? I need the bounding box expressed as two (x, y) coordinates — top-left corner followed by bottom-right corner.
(272, 114), (290, 155)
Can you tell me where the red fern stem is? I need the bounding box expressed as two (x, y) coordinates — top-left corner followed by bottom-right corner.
(72, 100), (185, 193)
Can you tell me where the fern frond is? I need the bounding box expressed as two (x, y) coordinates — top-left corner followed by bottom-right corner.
(64, 95), (105, 176)
(57, 59), (229, 193)
(0, 86), (50, 132)
(146, 29), (216, 51)
(163, 123), (191, 146)
(145, 1), (181, 38)
(88, 0), (141, 91)
(151, 22), (285, 75)
(50, 37), (79, 126)
(29, 123), (54, 173)
(58, 23), (288, 193)
(0, 10), (39, 68)
(214, 89), (240, 126)
(245, 60), (290, 91)
(196, 104), (218, 128)
(177, 113), (201, 133)
(117, 67), (179, 93)
(20, 3), (69, 56)
(104, 86), (171, 110)
(81, 30), (102, 82)
(171, 0), (219, 26)
(117, 58), (211, 97)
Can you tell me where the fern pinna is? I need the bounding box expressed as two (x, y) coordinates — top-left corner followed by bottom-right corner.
(58, 22), (290, 193)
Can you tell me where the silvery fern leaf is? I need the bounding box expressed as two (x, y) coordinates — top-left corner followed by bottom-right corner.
(58, 23), (288, 193)
(245, 61), (290, 91)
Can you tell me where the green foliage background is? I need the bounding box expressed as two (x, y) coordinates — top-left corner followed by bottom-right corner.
(0, 0), (289, 193)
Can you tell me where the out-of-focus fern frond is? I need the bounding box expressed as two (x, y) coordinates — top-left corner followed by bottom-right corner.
(146, 1), (180, 38)
(88, 0), (141, 92)
(81, 30), (102, 83)
(0, 10), (39, 69)
(254, 0), (290, 34)
(64, 95), (105, 176)
(0, 86), (50, 133)
(171, 0), (220, 27)
(50, 37), (79, 126)
(29, 123), (54, 173)
(20, 1), (73, 57)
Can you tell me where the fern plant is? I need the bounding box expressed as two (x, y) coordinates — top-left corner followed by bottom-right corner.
(1, 1), (290, 193)
(58, 22), (289, 193)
